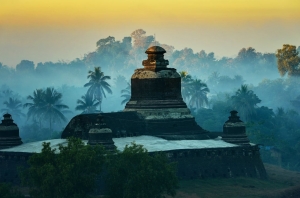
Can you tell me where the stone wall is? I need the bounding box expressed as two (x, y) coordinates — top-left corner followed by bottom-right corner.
(0, 145), (267, 188)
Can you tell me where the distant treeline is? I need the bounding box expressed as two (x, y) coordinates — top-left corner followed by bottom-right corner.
(2, 29), (299, 91)
(0, 29), (300, 171)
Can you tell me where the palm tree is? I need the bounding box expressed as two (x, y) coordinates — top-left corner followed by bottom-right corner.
(75, 93), (100, 114)
(188, 79), (210, 109)
(1, 89), (13, 98)
(23, 89), (45, 126)
(120, 83), (131, 105)
(39, 87), (70, 132)
(179, 71), (193, 102)
(207, 71), (220, 93)
(231, 85), (261, 121)
(1, 97), (25, 122)
(84, 67), (112, 111)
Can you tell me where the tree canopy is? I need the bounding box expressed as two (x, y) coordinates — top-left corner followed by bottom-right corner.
(231, 85), (261, 121)
(84, 67), (112, 111)
(21, 139), (178, 198)
(75, 93), (100, 114)
(105, 143), (178, 198)
(276, 44), (300, 77)
(21, 137), (106, 198)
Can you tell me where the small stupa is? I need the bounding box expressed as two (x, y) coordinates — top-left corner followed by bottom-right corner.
(0, 113), (23, 149)
(88, 114), (116, 151)
(222, 110), (250, 146)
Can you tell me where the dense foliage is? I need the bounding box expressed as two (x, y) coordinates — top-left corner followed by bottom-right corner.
(19, 139), (178, 198)
(276, 44), (300, 77)
(21, 137), (106, 198)
(192, 84), (300, 171)
(105, 143), (178, 198)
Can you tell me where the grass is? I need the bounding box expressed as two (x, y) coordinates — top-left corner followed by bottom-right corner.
(17, 163), (300, 197)
(172, 163), (300, 198)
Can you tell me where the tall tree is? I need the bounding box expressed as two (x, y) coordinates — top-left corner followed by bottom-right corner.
(75, 93), (100, 114)
(179, 71), (193, 102)
(23, 89), (45, 126)
(188, 79), (210, 109)
(84, 67), (112, 111)
(120, 83), (131, 105)
(16, 60), (35, 73)
(129, 29), (154, 68)
(39, 88), (69, 132)
(276, 44), (300, 77)
(231, 85), (261, 121)
(1, 97), (25, 122)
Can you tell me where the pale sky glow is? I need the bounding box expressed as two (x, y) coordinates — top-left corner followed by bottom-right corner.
(0, 0), (300, 67)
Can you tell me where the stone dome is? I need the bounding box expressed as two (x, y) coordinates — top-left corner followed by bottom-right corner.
(145, 46), (166, 54)
(142, 46), (169, 70)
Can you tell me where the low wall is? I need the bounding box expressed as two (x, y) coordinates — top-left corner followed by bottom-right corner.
(0, 145), (267, 193)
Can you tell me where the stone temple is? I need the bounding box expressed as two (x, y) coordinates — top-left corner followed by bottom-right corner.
(0, 46), (267, 191)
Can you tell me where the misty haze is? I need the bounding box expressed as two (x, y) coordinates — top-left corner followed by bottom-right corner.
(1, 28), (300, 197)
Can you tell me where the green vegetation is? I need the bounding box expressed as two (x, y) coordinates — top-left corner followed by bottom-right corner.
(276, 44), (300, 77)
(179, 71), (210, 109)
(173, 164), (300, 198)
(230, 84), (261, 121)
(0, 29), (300, 172)
(193, 84), (300, 171)
(1, 97), (24, 121)
(23, 87), (70, 134)
(21, 137), (106, 198)
(105, 143), (178, 198)
(18, 138), (178, 198)
(75, 93), (100, 114)
(120, 82), (131, 105)
(84, 67), (112, 112)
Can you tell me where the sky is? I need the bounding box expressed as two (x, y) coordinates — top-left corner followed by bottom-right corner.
(0, 0), (300, 67)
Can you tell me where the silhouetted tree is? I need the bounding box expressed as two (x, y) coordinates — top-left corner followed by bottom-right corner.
(39, 88), (69, 132)
(23, 89), (45, 126)
(16, 60), (35, 73)
(75, 93), (100, 114)
(188, 79), (210, 109)
(179, 71), (193, 102)
(231, 85), (261, 121)
(84, 67), (112, 111)
(235, 47), (257, 66)
(120, 83), (131, 105)
(1, 97), (25, 122)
